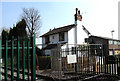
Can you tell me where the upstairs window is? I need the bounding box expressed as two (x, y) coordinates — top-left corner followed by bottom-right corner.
(118, 41), (120, 45)
(45, 36), (50, 44)
(59, 32), (64, 41)
(52, 36), (54, 39)
(114, 41), (118, 45)
(109, 40), (113, 45)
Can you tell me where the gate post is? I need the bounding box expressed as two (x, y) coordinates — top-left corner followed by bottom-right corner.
(17, 37), (20, 81)
(0, 37), (1, 81)
(87, 45), (90, 72)
(5, 36), (8, 81)
(27, 39), (30, 81)
(118, 58), (120, 76)
(22, 37), (25, 81)
(58, 44), (62, 81)
(31, 35), (36, 81)
(11, 36), (14, 81)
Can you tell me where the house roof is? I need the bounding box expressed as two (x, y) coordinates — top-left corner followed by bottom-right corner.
(90, 35), (119, 41)
(40, 24), (75, 37)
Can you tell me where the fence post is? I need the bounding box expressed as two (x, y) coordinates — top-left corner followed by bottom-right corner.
(87, 45), (90, 72)
(27, 38), (30, 81)
(31, 35), (36, 81)
(22, 37), (25, 81)
(58, 44), (62, 81)
(5, 36), (8, 81)
(118, 58), (120, 76)
(101, 45), (103, 73)
(75, 47), (77, 72)
(11, 36), (14, 81)
(17, 37), (20, 81)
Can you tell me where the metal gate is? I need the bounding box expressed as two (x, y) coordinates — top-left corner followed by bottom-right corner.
(51, 44), (120, 80)
(0, 36), (36, 81)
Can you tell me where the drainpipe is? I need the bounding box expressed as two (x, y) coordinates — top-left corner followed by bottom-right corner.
(74, 8), (78, 46)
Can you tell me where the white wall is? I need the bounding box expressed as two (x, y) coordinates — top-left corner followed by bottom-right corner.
(68, 27), (75, 45)
(77, 20), (88, 44)
(49, 34), (59, 44)
(67, 20), (88, 46)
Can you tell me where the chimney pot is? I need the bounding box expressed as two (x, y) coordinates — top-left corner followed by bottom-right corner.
(78, 10), (80, 15)
(76, 8), (78, 14)
(76, 8), (78, 11)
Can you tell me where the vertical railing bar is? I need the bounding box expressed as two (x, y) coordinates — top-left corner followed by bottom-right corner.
(97, 60), (98, 74)
(87, 45), (89, 72)
(22, 37), (25, 81)
(94, 45), (96, 74)
(84, 47), (86, 73)
(112, 59), (113, 75)
(110, 64), (111, 74)
(114, 57), (116, 75)
(27, 39), (30, 81)
(81, 46), (82, 72)
(101, 45), (103, 73)
(119, 58), (120, 67)
(83, 55), (84, 73)
(100, 55), (102, 73)
(118, 58), (119, 75)
(77, 47), (79, 72)
(91, 46), (93, 73)
(75, 46), (77, 72)
(104, 56), (106, 74)
(31, 35), (36, 81)
(86, 47), (87, 73)
(79, 48), (80, 72)
(107, 57), (108, 74)
(5, 36), (8, 81)
(17, 37), (20, 81)
(99, 57), (100, 74)
(11, 36), (14, 81)
(117, 58), (118, 75)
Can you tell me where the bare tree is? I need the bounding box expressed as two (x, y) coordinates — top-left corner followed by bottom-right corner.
(21, 8), (41, 37)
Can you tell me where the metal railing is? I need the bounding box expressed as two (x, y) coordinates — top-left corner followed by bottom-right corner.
(50, 44), (120, 80)
(0, 36), (36, 81)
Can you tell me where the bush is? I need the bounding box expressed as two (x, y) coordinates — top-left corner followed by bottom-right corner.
(38, 56), (51, 70)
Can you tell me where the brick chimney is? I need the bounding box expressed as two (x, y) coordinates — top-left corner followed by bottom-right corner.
(74, 8), (82, 22)
(74, 8), (83, 45)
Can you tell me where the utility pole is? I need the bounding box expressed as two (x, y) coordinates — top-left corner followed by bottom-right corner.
(111, 30), (115, 55)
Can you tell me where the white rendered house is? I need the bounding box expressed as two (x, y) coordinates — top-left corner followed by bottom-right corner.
(40, 8), (89, 55)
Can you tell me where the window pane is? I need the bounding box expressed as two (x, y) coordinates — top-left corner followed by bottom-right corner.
(45, 36), (49, 44)
(114, 41), (118, 45)
(109, 40), (113, 44)
(59, 32), (64, 41)
(118, 41), (120, 45)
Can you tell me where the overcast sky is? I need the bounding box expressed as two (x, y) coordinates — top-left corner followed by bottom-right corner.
(0, 0), (120, 44)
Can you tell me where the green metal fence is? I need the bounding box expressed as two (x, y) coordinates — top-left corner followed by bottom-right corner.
(0, 36), (36, 81)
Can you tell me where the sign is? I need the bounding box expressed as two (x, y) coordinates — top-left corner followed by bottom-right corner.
(114, 51), (119, 55)
(67, 54), (77, 64)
